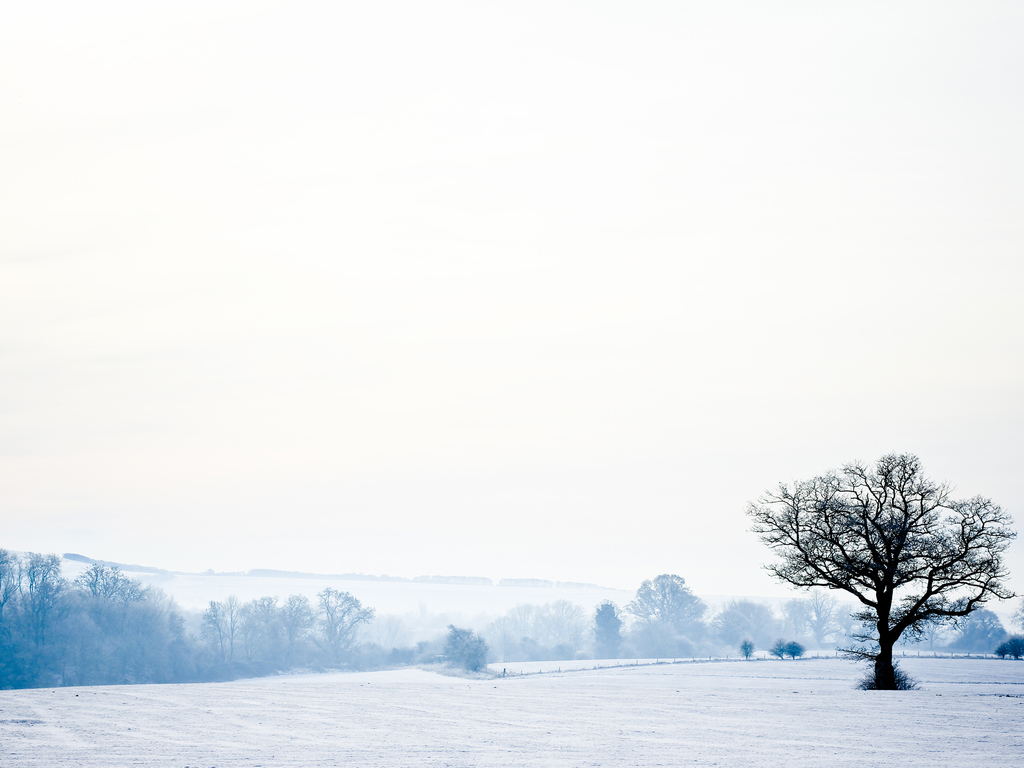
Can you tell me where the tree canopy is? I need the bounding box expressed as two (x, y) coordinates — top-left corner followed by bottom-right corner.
(627, 574), (706, 631)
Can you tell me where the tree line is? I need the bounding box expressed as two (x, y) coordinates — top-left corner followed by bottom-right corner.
(0, 550), (380, 689)
(3, 547), (1020, 690)
(480, 574), (1021, 663)
(198, 587), (375, 673)
(0, 551), (192, 688)
(478, 575), (841, 663)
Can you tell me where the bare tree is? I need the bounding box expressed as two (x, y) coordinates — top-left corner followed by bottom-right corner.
(806, 591), (839, 647)
(628, 575), (706, 635)
(0, 549), (19, 624)
(781, 599), (811, 639)
(201, 600), (228, 662)
(833, 602), (858, 645)
(74, 564), (144, 603)
(240, 596), (281, 663)
(948, 608), (1007, 653)
(506, 603), (536, 644)
(20, 553), (67, 647)
(535, 600), (587, 655)
(223, 595), (241, 663)
(483, 615), (516, 663)
(1013, 599), (1024, 632)
(714, 600), (776, 648)
(315, 588), (374, 665)
(712, 606), (749, 646)
(748, 453), (1016, 690)
(739, 639), (755, 659)
(369, 614), (409, 649)
(918, 618), (948, 651)
(280, 594), (314, 665)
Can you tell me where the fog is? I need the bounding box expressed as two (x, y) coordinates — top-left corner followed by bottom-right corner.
(3, 551), (1017, 691)
(2, 2), (1024, 598)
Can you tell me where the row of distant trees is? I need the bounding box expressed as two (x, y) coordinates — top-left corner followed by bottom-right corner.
(0, 550), (194, 688)
(476, 574), (1023, 663)
(4, 550), (1021, 690)
(0, 550), (382, 689)
(199, 587), (375, 673)
(478, 575), (846, 662)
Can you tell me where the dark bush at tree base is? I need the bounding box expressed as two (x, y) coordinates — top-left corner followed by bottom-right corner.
(857, 662), (918, 691)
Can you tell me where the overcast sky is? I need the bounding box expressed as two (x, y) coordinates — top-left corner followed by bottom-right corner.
(2, 1), (1022, 597)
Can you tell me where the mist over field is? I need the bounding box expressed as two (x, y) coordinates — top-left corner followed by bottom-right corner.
(1, 549), (1020, 691)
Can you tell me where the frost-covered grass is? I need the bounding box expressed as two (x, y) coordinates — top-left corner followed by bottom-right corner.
(1, 658), (1021, 767)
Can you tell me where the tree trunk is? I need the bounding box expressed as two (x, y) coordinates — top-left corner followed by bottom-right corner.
(875, 596), (898, 690)
(874, 637), (897, 690)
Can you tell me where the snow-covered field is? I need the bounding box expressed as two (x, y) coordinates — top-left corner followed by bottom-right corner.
(2, 658), (1021, 767)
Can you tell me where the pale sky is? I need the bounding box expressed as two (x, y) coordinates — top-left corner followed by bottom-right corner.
(2, 1), (1023, 598)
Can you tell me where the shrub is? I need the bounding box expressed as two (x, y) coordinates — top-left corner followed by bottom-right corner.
(857, 662), (918, 690)
(443, 625), (489, 671)
(995, 636), (1024, 660)
(740, 639), (755, 659)
(783, 641), (805, 660)
(387, 647), (415, 666)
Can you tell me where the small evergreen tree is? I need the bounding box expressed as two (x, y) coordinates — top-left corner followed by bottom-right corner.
(593, 602), (623, 658)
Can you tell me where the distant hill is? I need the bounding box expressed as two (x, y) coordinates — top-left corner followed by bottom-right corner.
(412, 575), (493, 586)
(246, 568), (411, 582)
(61, 554), (611, 591)
(243, 570), (495, 586)
(499, 578), (554, 588)
(498, 578), (607, 589)
(63, 553), (172, 576)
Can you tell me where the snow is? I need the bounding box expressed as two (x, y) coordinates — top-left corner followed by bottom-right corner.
(2, 657), (1022, 767)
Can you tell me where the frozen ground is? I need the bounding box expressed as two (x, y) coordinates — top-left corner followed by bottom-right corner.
(2, 658), (1022, 767)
